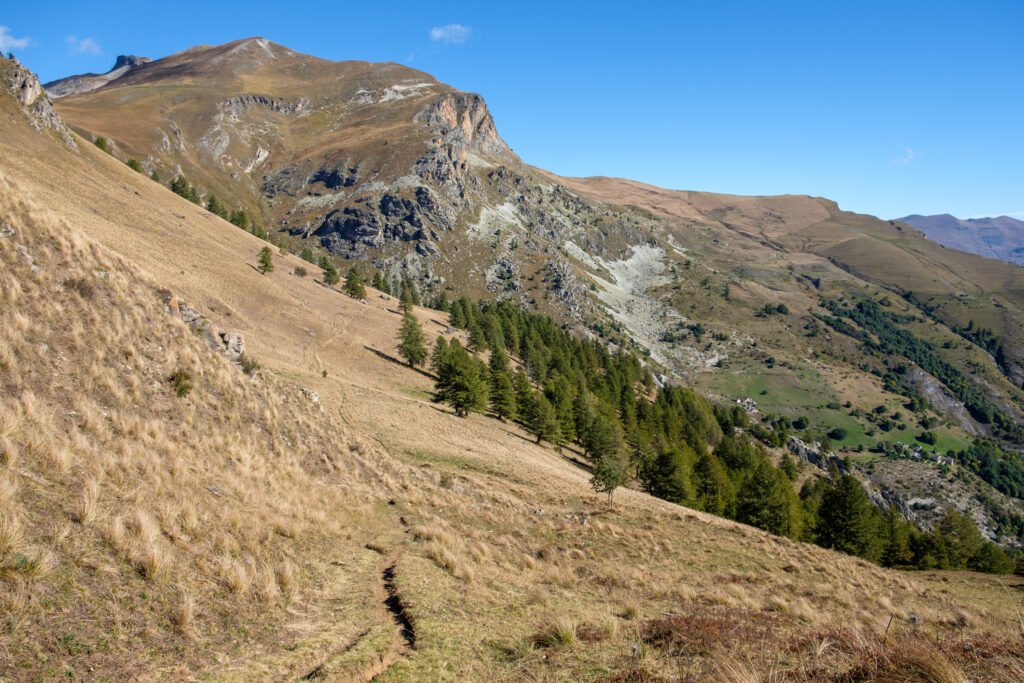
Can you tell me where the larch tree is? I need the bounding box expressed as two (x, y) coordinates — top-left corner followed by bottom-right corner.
(397, 311), (428, 367)
(257, 246), (274, 274)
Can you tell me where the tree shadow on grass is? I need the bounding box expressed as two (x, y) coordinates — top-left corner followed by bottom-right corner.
(363, 346), (436, 380)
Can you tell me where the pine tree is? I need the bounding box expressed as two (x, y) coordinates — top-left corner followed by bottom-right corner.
(435, 340), (488, 417)
(150, 170), (160, 183)
(582, 405), (624, 462)
(300, 247), (315, 264)
(126, 158), (144, 173)
(525, 392), (560, 444)
(513, 369), (533, 418)
(450, 302), (467, 328)
(692, 453), (735, 516)
(430, 335), (449, 377)
(643, 446), (694, 505)
(229, 209), (250, 230)
(488, 347), (516, 421)
(933, 508), (985, 569)
(321, 258), (340, 286)
(399, 284), (414, 313)
(591, 451), (629, 506)
(468, 321), (489, 352)
(405, 277), (421, 306)
(489, 371), (517, 421)
(94, 136), (109, 153)
(371, 270), (385, 292)
(816, 473), (876, 557)
(880, 507), (912, 568)
(257, 246), (274, 274)
(206, 194), (228, 219)
(397, 312), (428, 367)
(737, 460), (791, 537)
(344, 268), (366, 299)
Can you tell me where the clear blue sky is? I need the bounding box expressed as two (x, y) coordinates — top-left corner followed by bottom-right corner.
(3, 1), (1021, 219)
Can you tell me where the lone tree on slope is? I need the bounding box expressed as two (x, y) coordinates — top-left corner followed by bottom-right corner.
(397, 311), (428, 367)
(257, 246), (274, 275)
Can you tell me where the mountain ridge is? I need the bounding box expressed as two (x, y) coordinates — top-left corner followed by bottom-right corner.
(896, 213), (1024, 265)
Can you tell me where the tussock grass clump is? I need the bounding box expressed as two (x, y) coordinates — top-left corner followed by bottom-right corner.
(169, 368), (192, 397)
(531, 618), (577, 649)
(239, 354), (261, 376)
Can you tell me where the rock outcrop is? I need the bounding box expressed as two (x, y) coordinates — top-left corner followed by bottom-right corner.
(167, 295), (245, 362)
(3, 56), (76, 148)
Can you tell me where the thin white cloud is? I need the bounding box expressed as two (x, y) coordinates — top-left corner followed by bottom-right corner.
(430, 24), (471, 44)
(0, 26), (30, 52)
(893, 147), (916, 165)
(66, 36), (101, 56)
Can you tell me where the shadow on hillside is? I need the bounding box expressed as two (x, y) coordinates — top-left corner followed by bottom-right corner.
(500, 428), (593, 471)
(363, 346), (436, 380)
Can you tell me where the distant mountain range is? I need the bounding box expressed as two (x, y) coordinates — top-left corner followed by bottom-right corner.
(896, 213), (1024, 265)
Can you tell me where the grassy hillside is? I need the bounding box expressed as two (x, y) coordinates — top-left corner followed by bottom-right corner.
(3, 55), (1024, 680)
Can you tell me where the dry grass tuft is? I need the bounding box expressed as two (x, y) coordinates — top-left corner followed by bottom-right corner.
(172, 593), (196, 639)
(531, 618), (577, 649)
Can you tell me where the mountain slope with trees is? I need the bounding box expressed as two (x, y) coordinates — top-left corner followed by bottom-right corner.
(4, 50), (1024, 680)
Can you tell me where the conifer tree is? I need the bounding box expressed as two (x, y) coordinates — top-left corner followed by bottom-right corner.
(371, 270), (385, 292)
(468, 321), (489, 352)
(405, 277), (421, 306)
(582, 405), (624, 462)
(737, 460), (791, 537)
(692, 453), (735, 516)
(513, 369), (533, 418)
(816, 473), (876, 557)
(397, 311), (428, 367)
(880, 507), (912, 568)
(300, 247), (315, 264)
(257, 246), (274, 274)
(229, 209), (250, 230)
(399, 284), (414, 313)
(430, 335), (449, 376)
(435, 339), (488, 416)
(525, 391), (560, 444)
(320, 257), (340, 286)
(449, 303), (467, 329)
(344, 268), (366, 299)
(150, 170), (160, 183)
(206, 194), (228, 219)
(643, 446), (695, 505)
(487, 347), (516, 421)
(591, 451), (629, 506)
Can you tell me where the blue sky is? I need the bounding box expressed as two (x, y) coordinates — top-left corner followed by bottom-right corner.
(2, 1), (1021, 219)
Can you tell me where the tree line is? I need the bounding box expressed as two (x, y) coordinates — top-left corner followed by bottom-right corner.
(388, 290), (1016, 573)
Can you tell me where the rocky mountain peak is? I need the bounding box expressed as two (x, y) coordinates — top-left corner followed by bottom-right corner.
(112, 55), (151, 70)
